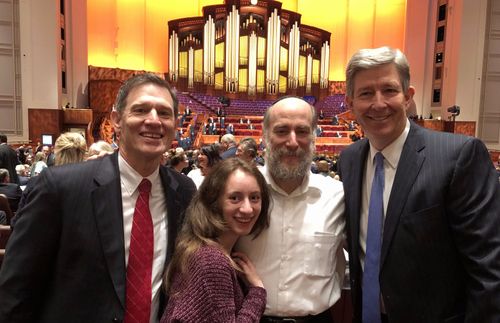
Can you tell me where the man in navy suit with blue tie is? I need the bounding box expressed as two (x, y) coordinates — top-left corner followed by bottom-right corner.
(338, 47), (500, 323)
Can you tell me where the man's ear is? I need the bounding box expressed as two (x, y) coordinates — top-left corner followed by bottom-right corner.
(345, 97), (352, 110)
(404, 86), (416, 111)
(405, 86), (415, 103)
(111, 110), (121, 135)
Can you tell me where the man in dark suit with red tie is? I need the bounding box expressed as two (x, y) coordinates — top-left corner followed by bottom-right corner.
(338, 47), (500, 323)
(0, 74), (196, 322)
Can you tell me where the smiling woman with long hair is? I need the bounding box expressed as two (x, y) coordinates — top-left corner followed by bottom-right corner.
(161, 158), (271, 323)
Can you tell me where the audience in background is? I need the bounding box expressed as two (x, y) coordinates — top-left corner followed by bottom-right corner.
(0, 133), (20, 184)
(54, 132), (87, 166)
(30, 151), (47, 177)
(168, 148), (189, 173)
(235, 137), (258, 164)
(15, 164), (29, 186)
(198, 143), (222, 177)
(220, 134), (238, 159)
(87, 140), (114, 159)
(42, 145), (55, 167)
(316, 159), (330, 177)
(0, 168), (22, 213)
(162, 158), (270, 322)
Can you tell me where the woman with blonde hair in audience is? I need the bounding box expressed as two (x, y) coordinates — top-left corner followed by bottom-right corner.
(14, 133), (87, 227)
(30, 151), (47, 177)
(54, 132), (87, 166)
(162, 158), (270, 322)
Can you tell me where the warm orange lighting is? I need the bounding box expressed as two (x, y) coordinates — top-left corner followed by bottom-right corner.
(87, 0), (406, 80)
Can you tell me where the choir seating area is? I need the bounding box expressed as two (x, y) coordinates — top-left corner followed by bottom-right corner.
(164, 87), (354, 155)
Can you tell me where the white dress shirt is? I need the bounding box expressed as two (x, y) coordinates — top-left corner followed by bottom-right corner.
(119, 155), (167, 323)
(237, 167), (346, 317)
(187, 167), (204, 188)
(359, 119), (410, 268)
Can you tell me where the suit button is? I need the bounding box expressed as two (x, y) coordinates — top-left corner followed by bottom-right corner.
(112, 318), (122, 323)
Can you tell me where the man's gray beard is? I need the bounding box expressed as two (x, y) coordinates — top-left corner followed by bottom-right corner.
(266, 143), (314, 181)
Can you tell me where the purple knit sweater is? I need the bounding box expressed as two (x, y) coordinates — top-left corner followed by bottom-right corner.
(161, 245), (266, 323)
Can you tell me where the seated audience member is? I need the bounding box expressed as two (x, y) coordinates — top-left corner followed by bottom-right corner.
(168, 148), (189, 173)
(54, 132), (87, 166)
(15, 165), (29, 186)
(332, 114), (339, 125)
(13, 133), (87, 226)
(226, 123), (235, 135)
(187, 150), (204, 189)
(198, 143), (222, 177)
(220, 134), (237, 159)
(316, 160), (330, 177)
(30, 151), (47, 177)
(0, 169), (22, 212)
(236, 137), (258, 164)
(87, 140), (114, 159)
(162, 158), (270, 323)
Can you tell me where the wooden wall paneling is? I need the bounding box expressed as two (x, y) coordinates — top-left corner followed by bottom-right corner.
(28, 109), (63, 146)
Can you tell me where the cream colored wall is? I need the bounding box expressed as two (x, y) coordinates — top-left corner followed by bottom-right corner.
(403, 0), (432, 119)
(16, 0), (59, 142)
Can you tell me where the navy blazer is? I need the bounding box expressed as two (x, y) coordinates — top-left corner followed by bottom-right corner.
(338, 122), (500, 323)
(0, 152), (196, 322)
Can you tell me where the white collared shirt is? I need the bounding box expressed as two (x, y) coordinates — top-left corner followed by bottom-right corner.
(119, 155), (167, 323)
(236, 167), (346, 317)
(359, 118), (410, 268)
(187, 167), (204, 188)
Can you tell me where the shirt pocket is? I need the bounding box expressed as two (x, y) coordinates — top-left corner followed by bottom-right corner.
(302, 232), (340, 277)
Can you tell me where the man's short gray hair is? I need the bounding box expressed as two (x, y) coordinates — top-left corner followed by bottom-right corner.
(346, 46), (410, 98)
(0, 168), (10, 182)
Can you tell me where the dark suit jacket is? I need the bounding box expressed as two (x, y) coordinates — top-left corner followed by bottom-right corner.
(221, 146), (237, 160)
(338, 122), (500, 323)
(0, 182), (22, 212)
(0, 143), (19, 185)
(0, 152), (196, 323)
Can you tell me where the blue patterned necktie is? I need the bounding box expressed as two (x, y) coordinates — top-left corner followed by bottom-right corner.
(363, 152), (385, 323)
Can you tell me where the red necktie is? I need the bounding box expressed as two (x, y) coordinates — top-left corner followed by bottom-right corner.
(125, 179), (153, 323)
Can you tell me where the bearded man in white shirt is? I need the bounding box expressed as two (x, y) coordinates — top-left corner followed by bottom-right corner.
(237, 96), (345, 323)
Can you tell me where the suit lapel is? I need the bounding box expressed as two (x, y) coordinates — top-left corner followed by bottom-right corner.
(92, 152), (126, 308)
(348, 141), (370, 256)
(380, 123), (425, 267)
(159, 166), (181, 263)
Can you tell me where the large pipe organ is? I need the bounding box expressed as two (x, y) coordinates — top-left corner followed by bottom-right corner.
(168, 0), (331, 99)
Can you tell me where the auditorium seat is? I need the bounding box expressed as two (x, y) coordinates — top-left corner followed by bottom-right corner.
(0, 194), (14, 225)
(0, 224), (12, 268)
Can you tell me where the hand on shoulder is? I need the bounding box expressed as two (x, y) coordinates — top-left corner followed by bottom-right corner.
(232, 251), (264, 288)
